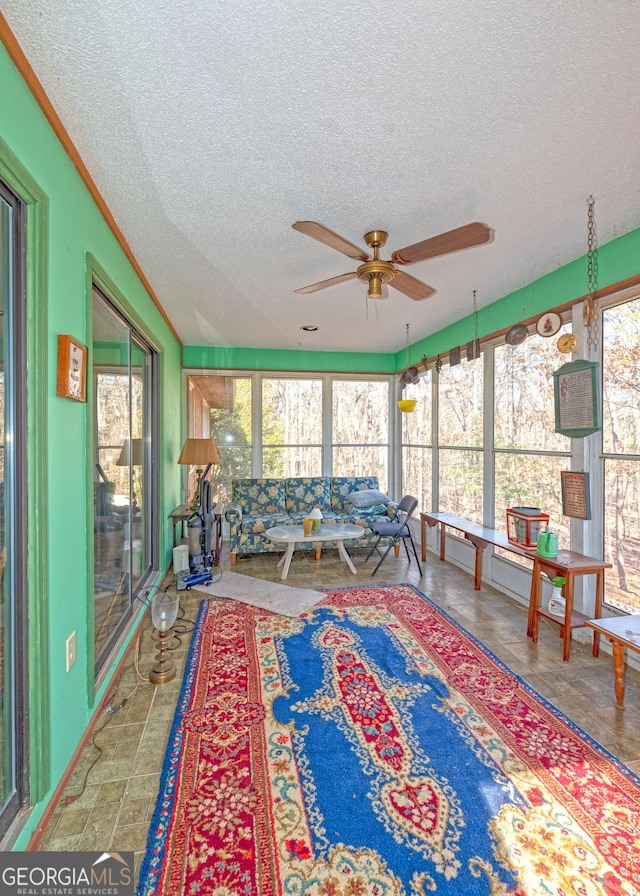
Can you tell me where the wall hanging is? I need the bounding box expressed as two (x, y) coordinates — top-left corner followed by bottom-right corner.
(561, 471), (591, 519)
(553, 359), (601, 437)
(56, 334), (87, 402)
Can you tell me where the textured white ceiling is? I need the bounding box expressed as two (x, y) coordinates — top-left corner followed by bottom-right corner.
(4, 0), (640, 353)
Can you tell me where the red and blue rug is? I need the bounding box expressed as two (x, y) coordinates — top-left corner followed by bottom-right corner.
(137, 584), (640, 895)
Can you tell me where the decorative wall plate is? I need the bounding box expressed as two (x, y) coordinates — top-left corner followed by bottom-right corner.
(557, 333), (577, 354)
(536, 312), (562, 337)
(505, 323), (528, 345)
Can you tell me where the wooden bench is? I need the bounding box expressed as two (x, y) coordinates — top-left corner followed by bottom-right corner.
(420, 511), (611, 662)
(420, 511), (533, 590)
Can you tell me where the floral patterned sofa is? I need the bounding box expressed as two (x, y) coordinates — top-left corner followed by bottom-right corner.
(225, 476), (397, 564)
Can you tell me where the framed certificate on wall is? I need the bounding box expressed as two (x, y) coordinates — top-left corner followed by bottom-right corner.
(56, 334), (87, 402)
(561, 471), (591, 519)
(553, 359), (600, 438)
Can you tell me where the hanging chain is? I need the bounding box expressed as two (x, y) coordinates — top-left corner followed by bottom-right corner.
(472, 290), (478, 342)
(585, 195), (599, 348)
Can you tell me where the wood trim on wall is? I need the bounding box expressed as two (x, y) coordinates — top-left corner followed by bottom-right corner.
(0, 12), (182, 347)
(406, 274), (640, 375)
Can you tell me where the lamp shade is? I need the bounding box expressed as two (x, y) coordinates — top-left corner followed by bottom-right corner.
(177, 437), (220, 467)
(151, 592), (180, 632)
(116, 438), (143, 466)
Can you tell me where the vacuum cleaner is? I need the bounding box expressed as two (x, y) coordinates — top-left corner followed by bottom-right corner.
(178, 462), (217, 589)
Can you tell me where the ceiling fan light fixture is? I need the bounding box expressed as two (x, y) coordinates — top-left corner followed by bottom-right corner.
(293, 220), (492, 304)
(368, 276), (384, 299)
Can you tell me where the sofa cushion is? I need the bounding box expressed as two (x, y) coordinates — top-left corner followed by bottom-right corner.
(349, 503), (390, 517)
(232, 478), (286, 514)
(338, 509), (389, 527)
(240, 512), (292, 534)
(285, 477), (332, 515)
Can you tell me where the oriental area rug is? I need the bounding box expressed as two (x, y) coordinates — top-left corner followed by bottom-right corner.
(137, 584), (640, 896)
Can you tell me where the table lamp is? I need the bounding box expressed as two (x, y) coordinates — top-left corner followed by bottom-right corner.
(178, 437), (220, 509)
(148, 592), (180, 684)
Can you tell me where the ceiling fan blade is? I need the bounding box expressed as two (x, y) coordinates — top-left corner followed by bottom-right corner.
(294, 272), (357, 294)
(390, 270), (436, 301)
(293, 221), (370, 261)
(391, 222), (493, 266)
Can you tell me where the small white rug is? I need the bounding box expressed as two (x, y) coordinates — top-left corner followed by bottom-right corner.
(191, 571), (326, 617)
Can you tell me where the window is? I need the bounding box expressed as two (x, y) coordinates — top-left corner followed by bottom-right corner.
(92, 288), (156, 679)
(402, 371), (432, 509)
(186, 375), (252, 503)
(493, 329), (571, 560)
(332, 380), (389, 491)
(185, 374), (392, 492)
(262, 378), (323, 477)
(438, 358), (484, 524)
(602, 297), (640, 612)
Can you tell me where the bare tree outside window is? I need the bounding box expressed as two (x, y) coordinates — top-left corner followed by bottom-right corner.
(403, 370), (432, 509)
(493, 331), (571, 564)
(438, 358), (484, 523)
(332, 380), (389, 492)
(262, 378), (323, 477)
(602, 299), (640, 612)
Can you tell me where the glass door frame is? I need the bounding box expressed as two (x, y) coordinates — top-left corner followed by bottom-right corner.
(0, 178), (30, 840)
(90, 271), (160, 691)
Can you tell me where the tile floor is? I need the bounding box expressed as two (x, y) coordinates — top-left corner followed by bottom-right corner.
(35, 541), (640, 884)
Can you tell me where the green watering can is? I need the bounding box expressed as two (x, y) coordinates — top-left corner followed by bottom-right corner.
(537, 527), (558, 559)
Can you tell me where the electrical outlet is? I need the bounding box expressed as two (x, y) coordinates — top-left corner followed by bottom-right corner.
(66, 631), (77, 671)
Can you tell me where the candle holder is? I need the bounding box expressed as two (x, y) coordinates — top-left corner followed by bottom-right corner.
(148, 593), (180, 685)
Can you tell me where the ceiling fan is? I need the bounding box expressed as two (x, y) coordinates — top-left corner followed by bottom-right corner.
(293, 220), (494, 301)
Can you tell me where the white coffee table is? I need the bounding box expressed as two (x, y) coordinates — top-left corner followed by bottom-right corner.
(265, 524), (365, 580)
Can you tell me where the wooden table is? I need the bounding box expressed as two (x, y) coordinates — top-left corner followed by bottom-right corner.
(527, 551), (611, 662)
(420, 511), (533, 590)
(585, 613), (640, 707)
(169, 502), (224, 562)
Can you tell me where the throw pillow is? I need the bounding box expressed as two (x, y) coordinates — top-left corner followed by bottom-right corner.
(345, 488), (392, 508)
(353, 503), (389, 517)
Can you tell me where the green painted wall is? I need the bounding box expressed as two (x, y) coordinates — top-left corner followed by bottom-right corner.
(183, 345), (396, 372)
(186, 227), (640, 374)
(394, 229), (640, 370)
(0, 42), (183, 846)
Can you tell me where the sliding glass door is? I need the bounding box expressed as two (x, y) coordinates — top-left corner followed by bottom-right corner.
(0, 181), (28, 837)
(92, 287), (155, 680)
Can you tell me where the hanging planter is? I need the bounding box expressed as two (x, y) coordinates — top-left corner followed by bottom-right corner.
(398, 324), (418, 413)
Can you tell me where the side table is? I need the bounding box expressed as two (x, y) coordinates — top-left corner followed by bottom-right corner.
(527, 550), (612, 662)
(169, 502), (224, 563)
